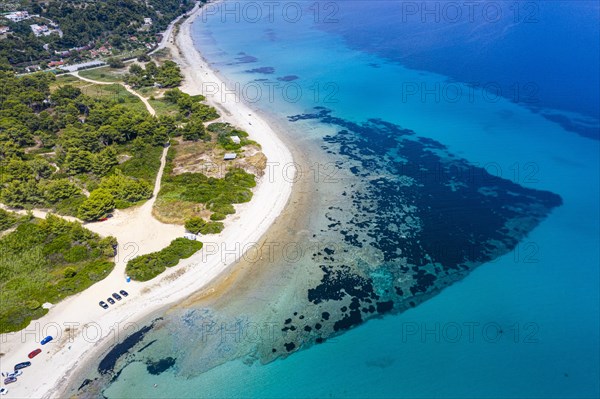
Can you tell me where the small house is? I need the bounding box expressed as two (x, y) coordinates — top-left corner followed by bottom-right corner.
(230, 135), (241, 145)
(30, 24), (50, 37)
(5, 11), (29, 22)
(0, 26), (10, 35)
(223, 153), (237, 161)
(48, 60), (64, 68)
(144, 18), (153, 26)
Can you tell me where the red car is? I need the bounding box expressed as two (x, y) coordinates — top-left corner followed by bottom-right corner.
(28, 348), (41, 359)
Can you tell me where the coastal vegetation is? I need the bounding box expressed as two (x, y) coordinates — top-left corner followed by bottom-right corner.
(184, 216), (224, 235)
(125, 237), (202, 281)
(0, 208), (26, 231)
(153, 144), (258, 225)
(0, 28), (268, 329)
(150, 87), (264, 225)
(124, 60), (183, 88)
(0, 71), (170, 220)
(0, 212), (116, 333)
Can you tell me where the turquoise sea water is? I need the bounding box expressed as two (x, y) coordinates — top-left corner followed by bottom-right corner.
(98, 1), (599, 397)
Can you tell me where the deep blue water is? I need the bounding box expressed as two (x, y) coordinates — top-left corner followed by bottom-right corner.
(315, 0), (600, 139)
(97, 1), (599, 397)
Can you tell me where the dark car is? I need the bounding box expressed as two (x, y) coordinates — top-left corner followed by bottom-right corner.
(40, 335), (53, 345)
(3, 377), (16, 385)
(14, 361), (31, 371)
(107, 297), (115, 305)
(119, 290), (129, 297)
(112, 293), (122, 301)
(99, 301), (109, 309)
(28, 348), (42, 359)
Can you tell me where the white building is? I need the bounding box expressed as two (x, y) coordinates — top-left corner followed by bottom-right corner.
(230, 135), (241, 145)
(30, 24), (51, 37)
(0, 26), (9, 35)
(4, 11), (30, 22)
(223, 153), (237, 161)
(143, 17), (153, 25)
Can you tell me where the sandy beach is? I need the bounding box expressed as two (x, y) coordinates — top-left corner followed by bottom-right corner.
(0, 3), (294, 398)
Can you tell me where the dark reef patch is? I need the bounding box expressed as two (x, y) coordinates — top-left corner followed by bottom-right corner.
(333, 309), (363, 332)
(277, 75), (299, 82)
(307, 265), (378, 304)
(97, 319), (160, 375)
(376, 301), (394, 314)
(230, 52), (258, 65)
(276, 108), (562, 356)
(78, 378), (93, 391)
(284, 342), (296, 352)
(146, 357), (176, 375)
(245, 66), (275, 74)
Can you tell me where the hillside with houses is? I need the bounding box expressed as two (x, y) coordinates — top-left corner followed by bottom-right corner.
(0, 0), (196, 72)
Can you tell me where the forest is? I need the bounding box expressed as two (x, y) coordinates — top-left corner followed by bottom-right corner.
(0, 71), (173, 219)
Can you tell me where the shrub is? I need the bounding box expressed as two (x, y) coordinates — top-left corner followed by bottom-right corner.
(0, 209), (21, 232)
(78, 189), (115, 221)
(63, 246), (89, 263)
(184, 217), (205, 234)
(199, 222), (224, 235)
(126, 238), (203, 281)
(99, 170), (152, 203)
(41, 179), (80, 203)
(209, 202), (235, 215)
(107, 58), (125, 68)
(25, 300), (41, 310)
(63, 267), (77, 278)
(210, 212), (225, 221)
(54, 195), (87, 217)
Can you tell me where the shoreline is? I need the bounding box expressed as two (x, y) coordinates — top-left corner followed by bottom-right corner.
(0, 3), (295, 398)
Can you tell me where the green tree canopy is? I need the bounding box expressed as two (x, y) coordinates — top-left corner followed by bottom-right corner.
(77, 189), (115, 221)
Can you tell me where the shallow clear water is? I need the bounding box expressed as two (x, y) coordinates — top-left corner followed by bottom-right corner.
(95, 1), (599, 397)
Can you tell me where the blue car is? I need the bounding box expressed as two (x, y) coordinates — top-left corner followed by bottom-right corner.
(41, 335), (53, 345)
(13, 361), (31, 371)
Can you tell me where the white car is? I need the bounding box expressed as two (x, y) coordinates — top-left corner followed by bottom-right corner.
(7, 370), (22, 378)
(0, 387), (8, 395)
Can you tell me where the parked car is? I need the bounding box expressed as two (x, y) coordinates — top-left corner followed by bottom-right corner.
(99, 301), (109, 309)
(119, 290), (129, 297)
(107, 297), (115, 305)
(5, 370), (22, 378)
(112, 293), (122, 301)
(3, 377), (16, 385)
(0, 386), (8, 395)
(13, 362), (31, 371)
(41, 335), (53, 345)
(28, 349), (42, 359)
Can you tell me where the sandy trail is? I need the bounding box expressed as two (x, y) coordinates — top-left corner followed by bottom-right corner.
(0, 3), (294, 398)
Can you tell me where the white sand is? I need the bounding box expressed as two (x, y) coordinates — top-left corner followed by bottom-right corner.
(0, 4), (293, 398)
